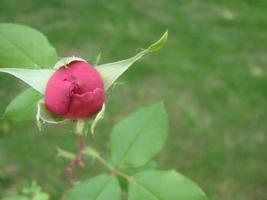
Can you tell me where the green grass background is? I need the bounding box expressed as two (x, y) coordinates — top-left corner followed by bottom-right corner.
(0, 0), (267, 199)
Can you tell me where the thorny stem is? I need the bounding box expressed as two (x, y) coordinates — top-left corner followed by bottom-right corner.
(61, 137), (131, 200)
(65, 135), (86, 187)
(79, 135), (86, 153)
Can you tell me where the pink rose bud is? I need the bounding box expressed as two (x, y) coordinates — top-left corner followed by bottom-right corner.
(45, 60), (105, 119)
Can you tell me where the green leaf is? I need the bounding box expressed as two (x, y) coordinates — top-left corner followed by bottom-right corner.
(0, 23), (58, 68)
(123, 160), (158, 175)
(0, 68), (54, 94)
(96, 31), (168, 90)
(129, 170), (207, 200)
(65, 174), (121, 200)
(110, 102), (168, 168)
(3, 88), (42, 122)
(147, 30), (168, 52)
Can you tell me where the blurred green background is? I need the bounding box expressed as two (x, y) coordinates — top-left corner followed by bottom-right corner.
(0, 0), (267, 199)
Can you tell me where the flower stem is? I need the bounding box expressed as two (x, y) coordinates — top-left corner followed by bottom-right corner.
(65, 135), (86, 186)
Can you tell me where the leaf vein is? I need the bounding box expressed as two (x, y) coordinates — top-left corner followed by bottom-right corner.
(95, 175), (113, 200)
(117, 108), (159, 166)
(0, 31), (40, 67)
(132, 178), (162, 200)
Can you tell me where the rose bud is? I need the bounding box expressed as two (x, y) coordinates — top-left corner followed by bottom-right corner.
(45, 60), (105, 119)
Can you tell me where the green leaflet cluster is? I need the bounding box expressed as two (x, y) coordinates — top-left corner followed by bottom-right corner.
(65, 103), (207, 200)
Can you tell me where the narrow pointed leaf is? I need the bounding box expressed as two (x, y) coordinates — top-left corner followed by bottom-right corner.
(95, 52), (102, 65)
(147, 30), (168, 52)
(129, 170), (207, 200)
(96, 31), (168, 90)
(0, 68), (54, 94)
(91, 103), (106, 134)
(110, 102), (168, 168)
(3, 88), (42, 122)
(53, 56), (86, 70)
(0, 23), (58, 68)
(65, 174), (121, 200)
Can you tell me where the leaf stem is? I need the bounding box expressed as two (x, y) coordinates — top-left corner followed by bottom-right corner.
(114, 167), (132, 181)
(96, 155), (114, 171)
(83, 147), (132, 181)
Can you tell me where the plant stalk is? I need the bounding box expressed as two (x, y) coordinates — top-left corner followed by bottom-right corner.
(65, 135), (86, 186)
